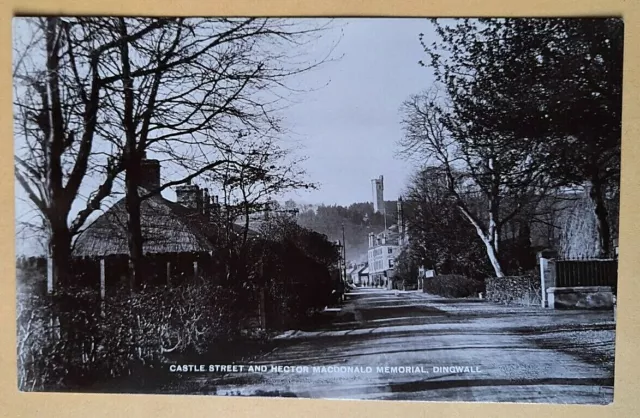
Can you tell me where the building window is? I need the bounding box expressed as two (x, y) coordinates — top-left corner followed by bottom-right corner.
(388, 247), (393, 254)
(389, 259), (394, 268)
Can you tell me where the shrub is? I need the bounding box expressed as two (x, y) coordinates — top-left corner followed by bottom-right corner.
(17, 278), (240, 391)
(394, 248), (419, 289)
(423, 274), (484, 298)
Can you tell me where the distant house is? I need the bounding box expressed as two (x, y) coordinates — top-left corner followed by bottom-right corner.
(358, 264), (369, 286)
(367, 229), (400, 288)
(350, 263), (368, 286)
(348, 263), (369, 285)
(365, 198), (408, 289)
(347, 266), (359, 284)
(72, 156), (258, 292)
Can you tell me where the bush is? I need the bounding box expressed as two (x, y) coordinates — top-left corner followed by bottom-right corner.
(17, 279), (241, 391)
(423, 274), (484, 298)
(256, 237), (338, 330)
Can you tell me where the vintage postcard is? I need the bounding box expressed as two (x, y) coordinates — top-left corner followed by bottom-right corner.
(13, 17), (621, 404)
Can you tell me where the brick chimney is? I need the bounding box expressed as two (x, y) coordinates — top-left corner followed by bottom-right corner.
(176, 182), (202, 211)
(139, 154), (161, 192)
(203, 193), (221, 220)
(209, 195), (221, 219)
(202, 188), (210, 216)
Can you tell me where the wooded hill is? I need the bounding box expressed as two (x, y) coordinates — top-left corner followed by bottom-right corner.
(284, 200), (400, 263)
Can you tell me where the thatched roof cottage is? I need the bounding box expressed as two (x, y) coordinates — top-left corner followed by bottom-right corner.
(71, 157), (258, 291)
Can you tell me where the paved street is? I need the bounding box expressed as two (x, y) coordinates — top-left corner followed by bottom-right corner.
(194, 288), (615, 404)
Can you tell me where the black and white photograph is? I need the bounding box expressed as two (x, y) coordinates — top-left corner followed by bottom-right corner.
(13, 17), (622, 404)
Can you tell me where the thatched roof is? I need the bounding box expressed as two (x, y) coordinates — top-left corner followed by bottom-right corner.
(234, 218), (267, 234)
(73, 190), (258, 257)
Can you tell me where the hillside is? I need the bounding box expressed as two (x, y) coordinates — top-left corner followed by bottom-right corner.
(285, 200), (400, 263)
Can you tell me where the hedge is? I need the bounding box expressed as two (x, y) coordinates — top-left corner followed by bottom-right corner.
(423, 274), (485, 298)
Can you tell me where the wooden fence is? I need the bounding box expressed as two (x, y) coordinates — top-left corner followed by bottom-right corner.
(555, 258), (618, 291)
(17, 252), (219, 297)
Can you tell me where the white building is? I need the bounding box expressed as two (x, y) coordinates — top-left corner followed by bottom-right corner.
(366, 196), (409, 288)
(367, 229), (400, 288)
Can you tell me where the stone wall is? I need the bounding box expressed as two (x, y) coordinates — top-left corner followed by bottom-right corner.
(547, 286), (614, 310)
(485, 275), (541, 306)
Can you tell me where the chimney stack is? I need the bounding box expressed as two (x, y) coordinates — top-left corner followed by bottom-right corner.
(139, 153), (161, 192)
(208, 195), (221, 219)
(176, 181), (202, 211)
(202, 189), (210, 216)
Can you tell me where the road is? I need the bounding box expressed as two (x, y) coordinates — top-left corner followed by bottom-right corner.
(192, 288), (615, 404)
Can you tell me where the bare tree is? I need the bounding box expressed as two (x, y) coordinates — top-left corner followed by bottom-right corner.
(176, 133), (313, 290)
(215, 136), (313, 245)
(81, 17), (334, 289)
(13, 17), (163, 290)
(399, 87), (553, 277)
(403, 166), (492, 279)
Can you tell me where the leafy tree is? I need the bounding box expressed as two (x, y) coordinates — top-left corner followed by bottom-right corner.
(403, 167), (492, 279)
(257, 214), (341, 327)
(421, 18), (622, 258)
(399, 86), (551, 277)
(394, 248), (419, 287)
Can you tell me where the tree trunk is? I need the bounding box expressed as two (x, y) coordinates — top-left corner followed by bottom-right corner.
(47, 215), (73, 344)
(589, 178), (611, 258)
(481, 235), (505, 278)
(48, 218), (73, 292)
(118, 18), (145, 292)
(457, 204), (505, 278)
(125, 166), (144, 292)
(516, 221), (534, 272)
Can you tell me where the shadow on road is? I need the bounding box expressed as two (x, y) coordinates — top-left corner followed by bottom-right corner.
(388, 377), (615, 393)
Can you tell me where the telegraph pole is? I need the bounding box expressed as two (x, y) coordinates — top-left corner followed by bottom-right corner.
(383, 198), (387, 232)
(342, 223), (347, 283)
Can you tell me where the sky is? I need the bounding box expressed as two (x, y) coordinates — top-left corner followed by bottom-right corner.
(13, 18), (440, 255)
(278, 18), (438, 206)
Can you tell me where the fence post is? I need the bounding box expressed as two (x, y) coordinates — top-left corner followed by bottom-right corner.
(100, 258), (106, 317)
(193, 261), (198, 280)
(166, 261), (171, 286)
(47, 255), (54, 294)
(100, 259), (106, 300)
(538, 250), (557, 308)
(259, 287), (267, 330)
